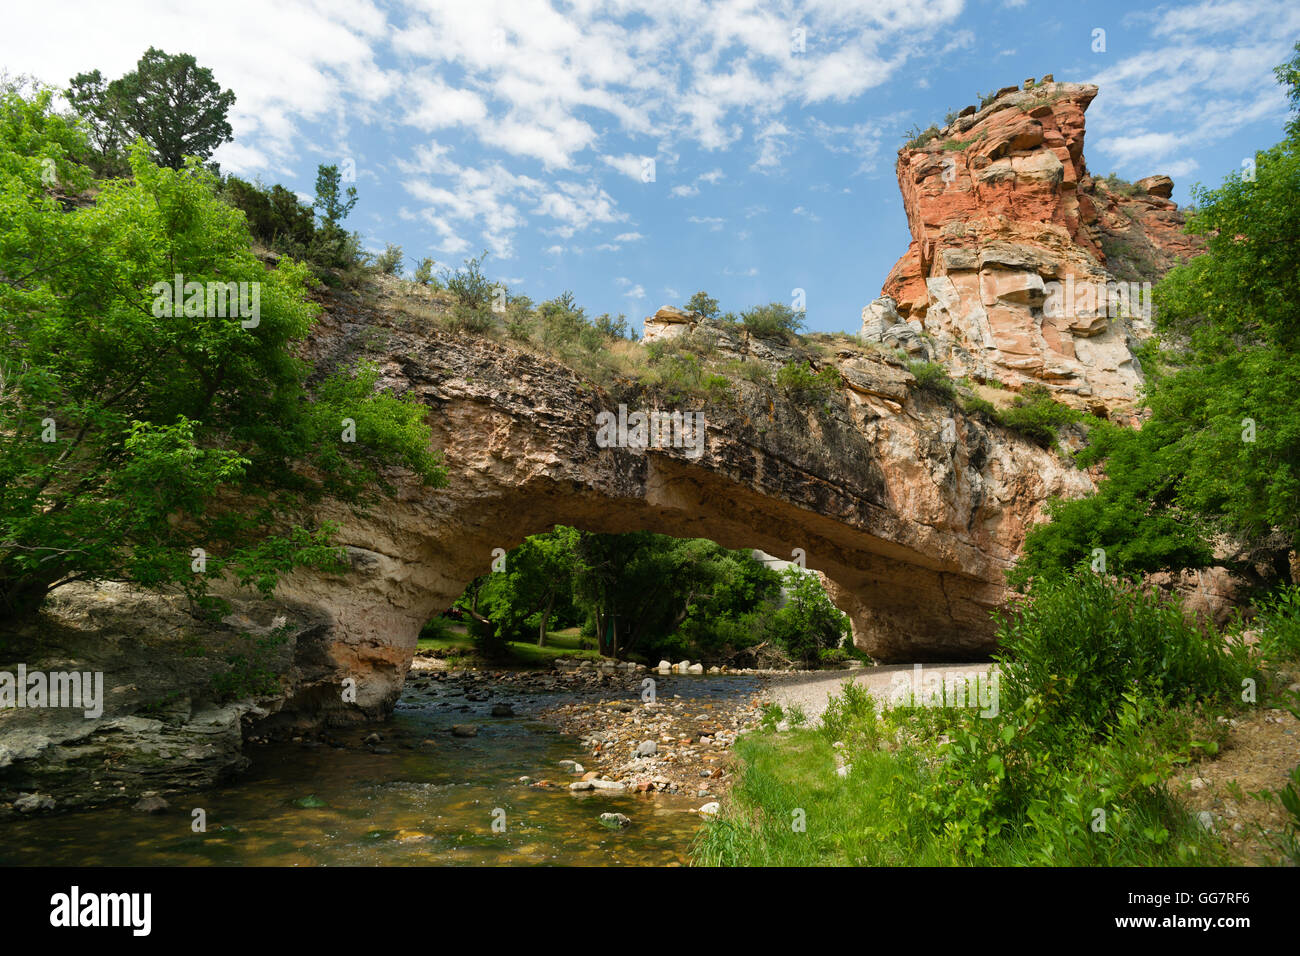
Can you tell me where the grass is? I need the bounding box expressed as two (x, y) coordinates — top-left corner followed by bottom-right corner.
(695, 685), (1228, 867)
(695, 574), (1271, 867)
(416, 624), (604, 669)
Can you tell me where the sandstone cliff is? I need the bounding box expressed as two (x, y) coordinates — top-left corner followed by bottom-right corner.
(876, 78), (1202, 414)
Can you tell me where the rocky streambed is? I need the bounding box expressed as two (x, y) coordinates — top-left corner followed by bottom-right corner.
(0, 660), (783, 866)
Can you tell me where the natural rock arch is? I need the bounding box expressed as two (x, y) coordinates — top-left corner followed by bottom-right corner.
(271, 299), (1092, 722)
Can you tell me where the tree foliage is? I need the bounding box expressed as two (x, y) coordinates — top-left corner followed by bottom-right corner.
(0, 90), (445, 623)
(67, 48), (235, 172)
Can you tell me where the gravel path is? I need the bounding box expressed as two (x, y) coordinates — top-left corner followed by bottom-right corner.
(765, 662), (995, 725)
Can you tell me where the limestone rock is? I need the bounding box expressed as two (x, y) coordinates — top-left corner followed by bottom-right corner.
(860, 296), (931, 361)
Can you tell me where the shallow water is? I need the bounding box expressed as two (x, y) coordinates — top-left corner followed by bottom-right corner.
(0, 673), (757, 867)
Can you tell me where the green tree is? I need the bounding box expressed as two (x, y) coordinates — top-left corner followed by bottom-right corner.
(486, 527), (580, 646)
(740, 301), (804, 340)
(754, 567), (851, 666)
(220, 176), (316, 251)
(413, 256), (435, 286)
(571, 532), (779, 660)
(686, 290), (720, 318)
(313, 163), (357, 228)
(1016, 42), (1300, 586)
(0, 90), (444, 623)
(375, 242), (403, 276)
(64, 70), (129, 175)
(68, 48), (235, 172)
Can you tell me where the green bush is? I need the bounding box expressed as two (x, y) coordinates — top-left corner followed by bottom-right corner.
(995, 571), (1250, 734)
(686, 291), (720, 318)
(375, 242), (403, 275)
(907, 361), (956, 399)
(903, 123), (941, 149)
(468, 615), (509, 660)
(776, 361), (838, 402)
(419, 615), (457, 641)
(740, 302), (804, 340)
(441, 250), (494, 310)
(996, 384), (1081, 446)
(752, 567), (850, 666)
(412, 257), (436, 286)
(960, 393), (998, 419)
(1255, 585), (1300, 663)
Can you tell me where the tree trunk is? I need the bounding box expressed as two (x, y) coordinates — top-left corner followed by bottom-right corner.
(537, 591), (555, 646)
(0, 571), (56, 626)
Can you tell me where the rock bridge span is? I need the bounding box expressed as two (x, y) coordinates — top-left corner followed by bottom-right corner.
(271, 300), (1091, 721)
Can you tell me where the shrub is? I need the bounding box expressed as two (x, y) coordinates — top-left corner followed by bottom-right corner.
(740, 301), (804, 340)
(752, 567), (850, 666)
(420, 615), (456, 641)
(468, 615), (509, 660)
(960, 394), (998, 420)
(776, 361), (838, 402)
(997, 384), (1081, 446)
(1100, 172), (1146, 198)
(1255, 585), (1300, 663)
(686, 291), (720, 318)
(903, 123), (941, 149)
(441, 250), (494, 310)
(412, 256), (436, 287)
(907, 361), (957, 399)
(375, 242), (403, 275)
(995, 571), (1251, 734)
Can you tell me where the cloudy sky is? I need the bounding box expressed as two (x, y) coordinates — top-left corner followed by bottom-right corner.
(4, 0), (1297, 333)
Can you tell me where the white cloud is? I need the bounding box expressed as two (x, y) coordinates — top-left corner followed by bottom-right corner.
(600, 153), (653, 180)
(753, 120), (793, 170)
(688, 216), (726, 231)
(622, 284), (646, 299)
(4, 0), (972, 252)
(1087, 4), (1298, 176)
(670, 166), (726, 197)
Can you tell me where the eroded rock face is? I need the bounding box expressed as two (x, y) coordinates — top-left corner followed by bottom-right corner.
(0, 583), (333, 818)
(860, 296), (932, 361)
(881, 80), (1202, 413)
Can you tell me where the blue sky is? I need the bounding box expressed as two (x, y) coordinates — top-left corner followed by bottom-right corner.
(4, 0), (1298, 334)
